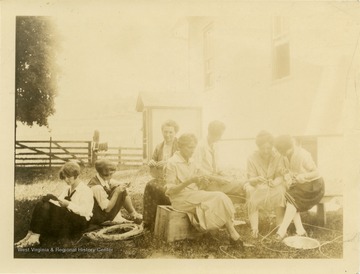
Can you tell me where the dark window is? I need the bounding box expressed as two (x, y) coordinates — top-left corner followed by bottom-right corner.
(273, 42), (290, 80)
(203, 23), (214, 89)
(272, 16), (290, 81)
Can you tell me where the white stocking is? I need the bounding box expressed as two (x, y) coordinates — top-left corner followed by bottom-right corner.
(277, 203), (296, 237)
(293, 212), (306, 235)
(249, 210), (259, 237)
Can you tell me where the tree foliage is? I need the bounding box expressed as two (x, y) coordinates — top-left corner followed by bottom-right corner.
(16, 16), (60, 127)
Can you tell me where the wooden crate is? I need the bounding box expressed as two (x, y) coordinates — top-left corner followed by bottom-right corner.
(154, 205), (202, 242)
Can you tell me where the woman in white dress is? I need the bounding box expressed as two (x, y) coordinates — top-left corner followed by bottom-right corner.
(165, 133), (244, 249)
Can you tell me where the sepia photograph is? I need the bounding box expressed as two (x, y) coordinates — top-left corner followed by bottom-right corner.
(1, 0), (359, 273)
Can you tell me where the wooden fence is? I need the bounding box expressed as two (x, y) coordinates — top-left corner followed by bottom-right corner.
(15, 139), (143, 167)
(96, 146), (143, 167)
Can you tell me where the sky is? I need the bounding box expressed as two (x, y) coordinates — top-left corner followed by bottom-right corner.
(16, 7), (182, 146)
(13, 1), (360, 146)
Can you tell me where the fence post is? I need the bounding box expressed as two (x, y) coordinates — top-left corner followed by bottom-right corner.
(91, 145), (98, 167)
(88, 142), (92, 167)
(118, 147), (122, 167)
(49, 137), (52, 168)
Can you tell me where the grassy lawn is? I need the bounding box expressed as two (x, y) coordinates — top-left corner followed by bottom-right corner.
(14, 166), (343, 259)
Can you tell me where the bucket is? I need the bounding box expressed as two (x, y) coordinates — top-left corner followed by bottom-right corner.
(283, 236), (320, 249)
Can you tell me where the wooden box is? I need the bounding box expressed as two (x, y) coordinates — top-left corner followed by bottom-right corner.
(154, 205), (201, 242)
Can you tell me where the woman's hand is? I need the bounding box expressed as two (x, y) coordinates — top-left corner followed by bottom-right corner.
(280, 168), (289, 176)
(283, 173), (294, 188)
(295, 174), (307, 184)
(114, 184), (127, 194)
(148, 159), (157, 167)
(42, 194), (58, 202)
(165, 176), (201, 196)
(156, 160), (166, 167)
(268, 177), (282, 187)
(257, 176), (268, 184)
(149, 160), (166, 168)
(249, 176), (267, 186)
(58, 198), (70, 208)
(195, 175), (210, 189)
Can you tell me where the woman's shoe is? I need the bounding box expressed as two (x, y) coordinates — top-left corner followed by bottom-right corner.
(129, 212), (143, 225)
(296, 231), (308, 237)
(112, 215), (133, 224)
(251, 229), (259, 239)
(273, 232), (287, 242)
(229, 238), (244, 251)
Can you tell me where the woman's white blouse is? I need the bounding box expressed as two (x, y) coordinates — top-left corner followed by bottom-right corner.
(58, 182), (94, 221)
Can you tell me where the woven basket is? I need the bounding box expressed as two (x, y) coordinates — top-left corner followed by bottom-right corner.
(84, 223), (143, 241)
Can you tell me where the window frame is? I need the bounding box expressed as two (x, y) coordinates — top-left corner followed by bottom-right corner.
(203, 22), (215, 90)
(271, 16), (290, 82)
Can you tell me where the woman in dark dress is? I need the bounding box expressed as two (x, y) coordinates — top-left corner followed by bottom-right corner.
(142, 120), (179, 231)
(15, 162), (94, 248)
(274, 135), (325, 240)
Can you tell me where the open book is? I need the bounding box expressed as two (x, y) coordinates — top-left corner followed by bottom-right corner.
(49, 199), (61, 207)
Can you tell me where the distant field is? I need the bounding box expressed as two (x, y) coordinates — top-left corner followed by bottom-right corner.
(15, 101), (143, 148)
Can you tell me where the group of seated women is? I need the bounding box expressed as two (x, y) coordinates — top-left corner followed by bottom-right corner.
(142, 119), (325, 247)
(15, 119), (325, 250)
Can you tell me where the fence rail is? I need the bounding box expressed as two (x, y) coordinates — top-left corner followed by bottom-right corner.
(96, 146), (143, 167)
(15, 140), (143, 168)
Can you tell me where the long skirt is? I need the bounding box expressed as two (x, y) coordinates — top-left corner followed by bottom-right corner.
(285, 177), (325, 212)
(169, 189), (235, 232)
(142, 179), (170, 231)
(30, 200), (88, 238)
(245, 183), (286, 214)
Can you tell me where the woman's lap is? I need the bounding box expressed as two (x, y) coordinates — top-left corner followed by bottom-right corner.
(32, 201), (87, 237)
(170, 190), (234, 231)
(171, 190), (233, 213)
(286, 178), (325, 212)
(143, 179), (170, 230)
(247, 184), (286, 213)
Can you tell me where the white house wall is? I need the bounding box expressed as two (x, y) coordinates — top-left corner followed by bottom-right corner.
(217, 139), (256, 171)
(184, 5), (360, 138)
(175, 4), (360, 195)
(317, 136), (344, 195)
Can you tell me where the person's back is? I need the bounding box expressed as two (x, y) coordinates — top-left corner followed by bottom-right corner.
(193, 120), (244, 196)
